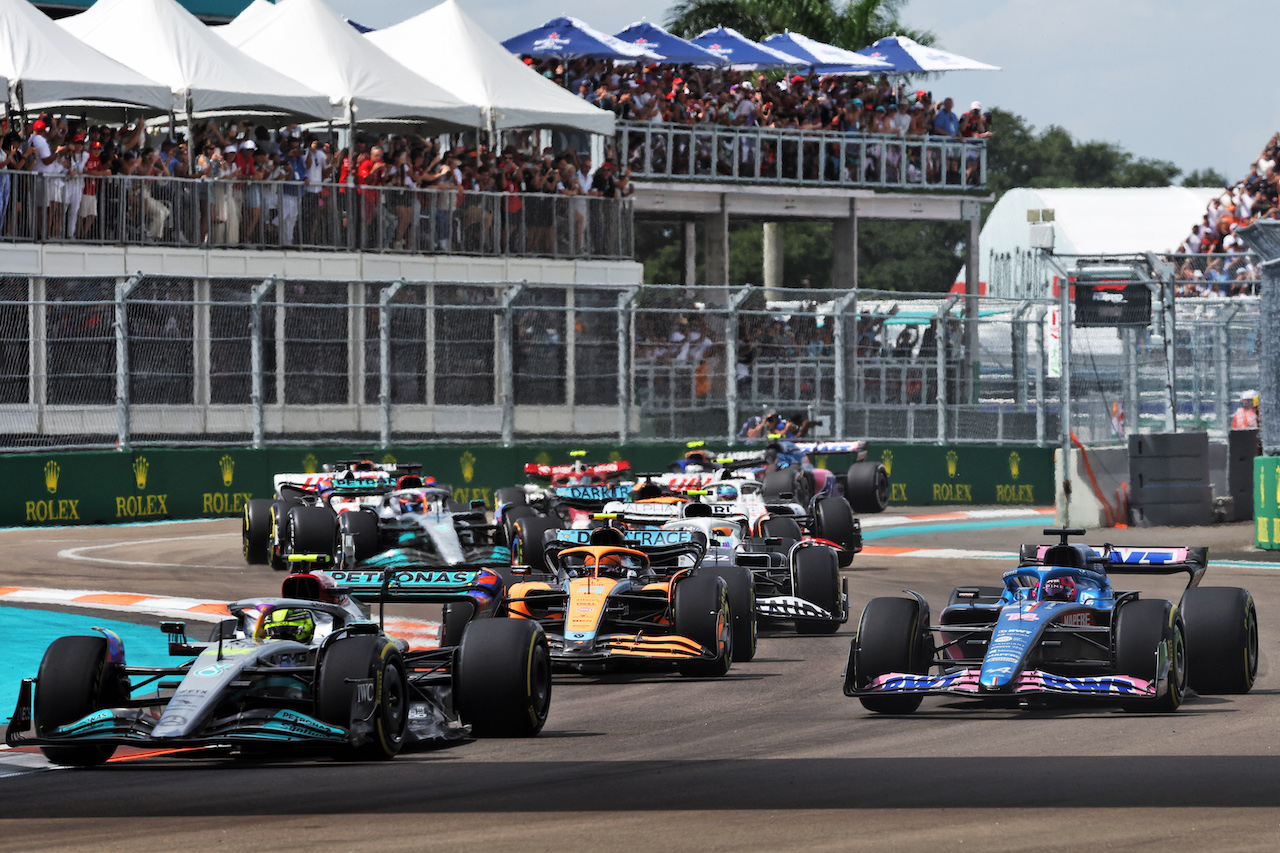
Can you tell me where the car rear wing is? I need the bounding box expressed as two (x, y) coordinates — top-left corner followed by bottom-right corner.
(791, 440), (868, 460)
(544, 526), (708, 567)
(324, 565), (503, 604)
(524, 460), (631, 481)
(1017, 544), (1208, 588)
(549, 484), (634, 507)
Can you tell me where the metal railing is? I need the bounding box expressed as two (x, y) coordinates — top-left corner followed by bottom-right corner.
(987, 249), (1262, 301)
(0, 171), (633, 260)
(617, 120), (987, 190)
(0, 275), (1262, 452)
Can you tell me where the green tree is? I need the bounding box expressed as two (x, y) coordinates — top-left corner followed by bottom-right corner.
(1182, 167), (1229, 188)
(664, 0), (933, 49)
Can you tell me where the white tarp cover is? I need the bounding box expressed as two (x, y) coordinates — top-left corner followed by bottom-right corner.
(0, 0), (170, 111)
(367, 0), (614, 136)
(220, 0), (481, 127)
(60, 0), (330, 119)
(970, 186), (1222, 296)
(212, 0), (276, 42)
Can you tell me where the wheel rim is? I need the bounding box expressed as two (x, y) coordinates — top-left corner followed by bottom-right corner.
(530, 642), (551, 718)
(1246, 605), (1259, 681)
(1170, 627), (1187, 698)
(383, 664), (407, 748)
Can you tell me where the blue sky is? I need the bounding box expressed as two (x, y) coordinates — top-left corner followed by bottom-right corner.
(329, 0), (1275, 183)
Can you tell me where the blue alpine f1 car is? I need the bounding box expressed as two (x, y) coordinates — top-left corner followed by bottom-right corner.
(844, 528), (1258, 713)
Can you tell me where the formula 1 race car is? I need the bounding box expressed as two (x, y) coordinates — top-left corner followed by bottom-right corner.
(6, 563), (551, 766)
(500, 526), (755, 676)
(602, 497), (850, 634)
(495, 452), (633, 539)
(843, 528), (1259, 713)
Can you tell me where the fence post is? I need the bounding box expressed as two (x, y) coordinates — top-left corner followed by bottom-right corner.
(1215, 306), (1240, 431)
(1035, 306), (1047, 446)
(935, 296), (958, 444)
(379, 279), (406, 449)
(724, 285), (754, 444)
(616, 286), (638, 444)
(249, 277), (275, 449)
(1161, 276), (1177, 433)
(499, 282), (526, 446)
(832, 290), (858, 439)
(115, 273), (143, 451)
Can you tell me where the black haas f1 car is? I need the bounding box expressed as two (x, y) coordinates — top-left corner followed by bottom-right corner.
(499, 525), (756, 676)
(844, 528), (1259, 713)
(7, 561), (551, 766)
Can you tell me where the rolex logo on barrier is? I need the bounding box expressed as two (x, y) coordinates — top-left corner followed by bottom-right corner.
(117, 455), (167, 519)
(946, 450), (959, 478)
(1009, 451), (1021, 480)
(933, 450), (972, 503)
(302, 453), (319, 475)
(381, 453), (397, 466)
(29, 460), (78, 522)
(880, 450), (893, 477)
(133, 457), (149, 490)
(996, 450), (1034, 504)
(535, 451), (551, 467)
(219, 455), (235, 487)
(204, 454), (251, 516)
(460, 451), (476, 484)
(44, 460), (60, 494)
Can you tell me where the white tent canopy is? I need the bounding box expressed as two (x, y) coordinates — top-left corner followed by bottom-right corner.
(220, 0), (481, 128)
(211, 0), (276, 43)
(969, 187), (1222, 297)
(367, 0), (614, 136)
(60, 0), (330, 119)
(0, 0), (170, 113)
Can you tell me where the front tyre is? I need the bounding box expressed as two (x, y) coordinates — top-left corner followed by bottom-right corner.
(793, 545), (842, 634)
(850, 596), (932, 714)
(35, 636), (128, 766)
(243, 498), (273, 564)
(316, 636), (409, 759)
(720, 564), (757, 662)
(673, 572), (732, 677)
(1180, 586), (1258, 694)
(1115, 599), (1186, 713)
(454, 618), (551, 737)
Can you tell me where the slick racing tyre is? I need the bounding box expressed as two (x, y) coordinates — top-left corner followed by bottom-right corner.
(495, 487), (527, 508)
(316, 635), (408, 759)
(845, 461), (890, 514)
(1180, 587), (1258, 695)
(337, 509), (380, 563)
(269, 500), (296, 571)
(757, 514), (803, 546)
(454, 618), (551, 737)
(793, 545), (842, 635)
(674, 572), (732, 677)
(813, 495), (858, 562)
(243, 498), (273, 565)
(720, 564), (757, 662)
(512, 516), (561, 574)
(499, 505), (538, 548)
(1115, 599), (1186, 713)
(289, 506), (337, 561)
(35, 635), (129, 766)
(850, 596), (932, 714)
(762, 467), (812, 506)
(439, 602), (474, 648)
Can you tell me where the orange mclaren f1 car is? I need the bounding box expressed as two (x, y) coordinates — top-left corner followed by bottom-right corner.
(501, 527), (755, 676)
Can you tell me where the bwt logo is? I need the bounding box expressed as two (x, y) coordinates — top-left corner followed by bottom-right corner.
(44, 460), (60, 494)
(219, 455), (235, 487)
(133, 456), (149, 490)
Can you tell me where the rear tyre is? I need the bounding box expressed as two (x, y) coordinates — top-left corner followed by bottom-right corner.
(499, 505), (538, 547)
(336, 510), (380, 563)
(439, 602), (474, 648)
(1180, 587), (1258, 695)
(269, 500), (296, 571)
(846, 461), (890, 514)
(720, 565), (757, 662)
(495, 488), (527, 508)
(674, 572), (732, 677)
(793, 546), (842, 634)
(35, 636), (128, 766)
(757, 514), (803, 545)
(512, 516), (562, 574)
(243, 498), (273, 564)
(1115, 599), (1186, 713)
(454, 618), (551, 737)
(316, 635), (408, 759)
(813, 495), (858, 562)
(289, 506), (337, 560)
(850, 596), (932, 714)
(762, 467), (810, 505)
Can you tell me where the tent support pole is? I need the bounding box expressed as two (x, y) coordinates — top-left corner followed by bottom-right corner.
(184, 94), (194, 174)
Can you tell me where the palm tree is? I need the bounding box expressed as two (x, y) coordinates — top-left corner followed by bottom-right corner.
(664, 0), (935, 51)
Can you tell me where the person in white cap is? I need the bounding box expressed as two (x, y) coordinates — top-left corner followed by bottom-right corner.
(1232, 391), (1259, 429)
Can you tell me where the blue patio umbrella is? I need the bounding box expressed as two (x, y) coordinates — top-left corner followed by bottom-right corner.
(855, 35), (1000, 73)
(689, 26), (804, 70)
(762, 32), (892, 76)
(503, 16), (664, 62)
(614, 20), (728, 66)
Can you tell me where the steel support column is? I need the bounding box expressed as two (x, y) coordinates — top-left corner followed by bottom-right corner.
(378, 279), (406, 448)
(499, 282), (526, 446)
(249, 277), (275, 449)
(114, 274), (143, 451)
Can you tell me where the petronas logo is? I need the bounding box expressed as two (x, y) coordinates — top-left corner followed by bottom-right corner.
(302, 453), (319, 474)
(461, 451), (476, 484)
(880, 450), (893, 476)
(946, 450), (959, 478)
(219, 454), (235, 487)
(44, 460), (60, 494)
(1009, 451), (1021, 480)
(133, 457), (149, 490)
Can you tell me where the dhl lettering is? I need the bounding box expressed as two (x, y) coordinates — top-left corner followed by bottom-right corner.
(25, 499), (80, 522)
(890, 483), (908, 503)
(115, 494), (169, 518)
(931, 483), (973, 502)
(451, 487), (492, 507)
(203, 492), (253, 514)
(995, 484), (1035, 503)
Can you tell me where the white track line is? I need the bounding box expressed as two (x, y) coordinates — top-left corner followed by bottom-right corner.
(57, 533), (242, 570)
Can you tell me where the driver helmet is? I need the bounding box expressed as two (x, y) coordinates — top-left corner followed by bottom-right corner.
(396, 493), (424, 514)
(262, 607), (315, 643)
(716, 484), (739, 501)
(1040, 576), (1077, 602)
(597, 552), (630, 578)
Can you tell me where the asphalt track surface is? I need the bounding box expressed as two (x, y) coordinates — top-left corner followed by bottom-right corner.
(2, 510), (1279, 852)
